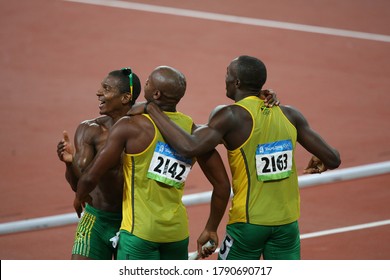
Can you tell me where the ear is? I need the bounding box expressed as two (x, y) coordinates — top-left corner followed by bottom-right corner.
(235, 79), (241, 88)
(153, 90), (161, 101)
(121, 92), (132, 104)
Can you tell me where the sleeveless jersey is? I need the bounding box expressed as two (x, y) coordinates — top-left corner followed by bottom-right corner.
(227, 96), (300, 226)
(121, 112), (194, 242)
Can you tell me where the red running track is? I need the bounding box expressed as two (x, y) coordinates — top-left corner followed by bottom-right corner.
(0, 0), (389, 260)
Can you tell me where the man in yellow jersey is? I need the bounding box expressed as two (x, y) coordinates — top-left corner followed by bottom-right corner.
(134, 55), (341, 260)
(74, 66), (232, 260)
(56, 68), (141, 259)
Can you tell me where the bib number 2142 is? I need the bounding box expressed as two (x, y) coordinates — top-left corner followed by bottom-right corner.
(147, 141), (192, 188)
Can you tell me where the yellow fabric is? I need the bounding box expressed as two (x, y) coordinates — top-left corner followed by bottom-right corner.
(227, 96), (300, 226)
(121, 112), (194, 242)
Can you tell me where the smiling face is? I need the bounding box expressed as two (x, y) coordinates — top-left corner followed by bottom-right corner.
(96, 74), (126, 116)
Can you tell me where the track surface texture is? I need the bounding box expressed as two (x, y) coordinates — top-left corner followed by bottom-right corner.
(0, 0), (389, 260)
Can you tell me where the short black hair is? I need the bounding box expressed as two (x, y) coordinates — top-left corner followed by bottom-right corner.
(236, 55), (267, 92)
(109, 68), (141, 105)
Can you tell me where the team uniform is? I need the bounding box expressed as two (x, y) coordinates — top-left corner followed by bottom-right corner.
(218, 96), (301, 260)
(117, 112), (195, 260)
(72, 204), (122, 259)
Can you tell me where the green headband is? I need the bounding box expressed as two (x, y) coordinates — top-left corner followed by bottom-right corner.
(121, 67), (133, 95)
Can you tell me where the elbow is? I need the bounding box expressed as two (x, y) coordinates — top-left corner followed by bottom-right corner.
(81, 174), (97, 188)
(178, 141), (215, 158)
(65, 174), (78, 192)
(326, 150), (341, 170)
(177, 144), (198, 158)
(214, 183), (232, 201)
(77, 174), (97, 196)
(180, 149), (197, 158)
(329, 158), (341, 170)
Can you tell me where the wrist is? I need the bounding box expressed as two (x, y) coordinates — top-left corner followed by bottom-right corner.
(145, 101), (158, 115)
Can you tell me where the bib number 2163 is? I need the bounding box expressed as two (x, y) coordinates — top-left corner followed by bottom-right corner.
(255, 139), (293, 181)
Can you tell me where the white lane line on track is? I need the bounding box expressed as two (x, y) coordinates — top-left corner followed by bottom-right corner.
(300, 219), (390, 239)
(65, 0), (390, 42)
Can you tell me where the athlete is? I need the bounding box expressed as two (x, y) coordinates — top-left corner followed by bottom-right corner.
(74, 66), (232, 260)
(57, 68), (141, 259)
(131, 55), (341, 259)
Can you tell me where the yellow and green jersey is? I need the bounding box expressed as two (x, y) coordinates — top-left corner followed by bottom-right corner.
(121, 112), (194, 242)
(227, 96), (300, 226)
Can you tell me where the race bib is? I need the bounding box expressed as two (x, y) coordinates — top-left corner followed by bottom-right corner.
(147, 141), (192, 188)
(218, 233), (234, 260)
(255, 140), (293, 181)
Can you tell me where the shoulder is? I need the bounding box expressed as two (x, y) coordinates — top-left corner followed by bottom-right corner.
(209, 104), (244, 120)
(73, 117), (111, 146)
(75, 117), (104, 136)
(280, 105), (307, 127)
(280, 105), (302, 116)
(78, 116), (110, 129)
(113, 115), (154, 133)
(210, 104), (229, 115)
(113, 115), (156, 154)
(207, 104), (249, 133)
(117, 115), (152, 126)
